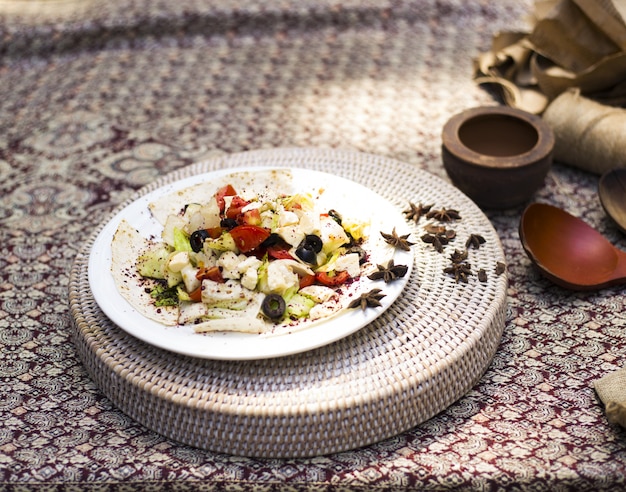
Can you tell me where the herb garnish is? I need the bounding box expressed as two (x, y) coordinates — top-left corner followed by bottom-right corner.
(149, 282), (179, 307)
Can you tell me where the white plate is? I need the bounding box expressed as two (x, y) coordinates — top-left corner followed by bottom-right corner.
(88, 167), (413, 360)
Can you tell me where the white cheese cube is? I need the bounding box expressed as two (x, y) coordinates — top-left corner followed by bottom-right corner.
(297, 212), (320, 235)
(181, 264), (201, 293)
(167, 251), (190, 273)
(217, 251), (244, 279)
(266, 260), (300, 294)
(278, 209), (299, 227)
(277, 225), (305, 247)
(334, 253), (361, 278)
(240, 268), (258, 291)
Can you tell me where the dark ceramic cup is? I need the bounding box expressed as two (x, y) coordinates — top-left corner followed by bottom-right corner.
(442, 106), (555, 209)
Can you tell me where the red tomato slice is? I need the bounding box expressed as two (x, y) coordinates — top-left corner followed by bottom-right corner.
(240, 208), (261, 226)
(225, 195), (250, 220)
(196, 266), (224, 283)
(299, 274), (315, 289)
(229, 225), (271, 253)
(315, 270), (350, 287)
(266, 244), (294, 260)
(206, 227), (224, 239)
(188, 286), (202, 302)
(215, 184), (237, 212)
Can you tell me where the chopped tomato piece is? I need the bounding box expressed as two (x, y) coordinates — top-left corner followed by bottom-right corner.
(266, 244), (294, 260)
(196, 266), (224, 283)
(215, 185), (237, 212)
(225, 195), (250, 220)
(299, 274), (315, 289)
(206, 227), (224, 239)
(229, 225), (271, 253)
(188, 286), (202, 302)
(315, 270), (350, 287)
(240, 208), (261, 225)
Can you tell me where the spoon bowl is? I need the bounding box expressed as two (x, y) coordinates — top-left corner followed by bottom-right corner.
(519, 203), (626, 290)
(599, 167), (626, 234)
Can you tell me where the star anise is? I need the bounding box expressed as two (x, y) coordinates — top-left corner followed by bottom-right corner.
(449, 249), (468, 264)
(426, 207), (461, 222)
(465, 233), (486, 250)
(444, 261), (473, 283)
(403, 202), (432, 224)
(380, 228), (415, 251)
(368, 260), (409, 283)
(423, 223), (447, 234)
(348, 289), (386, 310)
(421, 227), (456, 253)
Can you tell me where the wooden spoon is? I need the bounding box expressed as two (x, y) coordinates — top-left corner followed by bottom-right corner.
(599, 167), (626, 234)
(519, 202), (626, 290)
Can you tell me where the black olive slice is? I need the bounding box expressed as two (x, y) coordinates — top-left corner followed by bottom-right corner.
(220, 218), (238, 229)
(328, 209), (342, 224)
(190, 229), (210, 253)
(304, 234), (323, 253)
(260, 233), (281, 248)
(295, 243), (317, 264)
(261, 294), (286, 320)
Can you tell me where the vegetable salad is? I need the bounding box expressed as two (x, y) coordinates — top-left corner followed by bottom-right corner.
(136, 184), (369, 333)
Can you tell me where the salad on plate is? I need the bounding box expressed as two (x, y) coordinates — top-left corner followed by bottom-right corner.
(109, 169), (410, 337)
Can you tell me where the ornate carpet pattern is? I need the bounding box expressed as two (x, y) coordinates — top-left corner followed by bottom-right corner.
(1, 0), (625, 490)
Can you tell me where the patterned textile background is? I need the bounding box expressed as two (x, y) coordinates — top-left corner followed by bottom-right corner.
(1, 0), (626, 490)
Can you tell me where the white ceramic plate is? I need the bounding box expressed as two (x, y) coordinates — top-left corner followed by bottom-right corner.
(88, 167), (413, 360)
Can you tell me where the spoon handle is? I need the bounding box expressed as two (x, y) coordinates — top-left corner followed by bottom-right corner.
(617, 248), (626, 281)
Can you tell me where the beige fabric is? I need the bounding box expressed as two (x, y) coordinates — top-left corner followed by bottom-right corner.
(542, 89), (626, 174)
(475, 0), (626, 113)
(594, 366), (626, 428)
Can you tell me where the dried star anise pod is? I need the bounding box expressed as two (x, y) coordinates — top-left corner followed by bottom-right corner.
(423, 222), (448, 234)
(478, 268), (488, 282)
(348, 289), (386, 310)
(444, 261), (473, 283)
(495, 262), (506, 275)
(421, 227), (456, 253)
(426, 207), (461, 222)
(380, 228), (415, 251)
(403, 202), (432, 224)
(368, 260), (409, 283)
(465, 233), (486, 250)
(449, 249), (468, 264)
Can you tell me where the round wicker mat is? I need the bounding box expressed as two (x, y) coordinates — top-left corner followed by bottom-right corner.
(68, 147), (508, 458)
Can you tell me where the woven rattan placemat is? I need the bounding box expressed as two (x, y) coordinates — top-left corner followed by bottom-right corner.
(68, 147), (508, 458)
